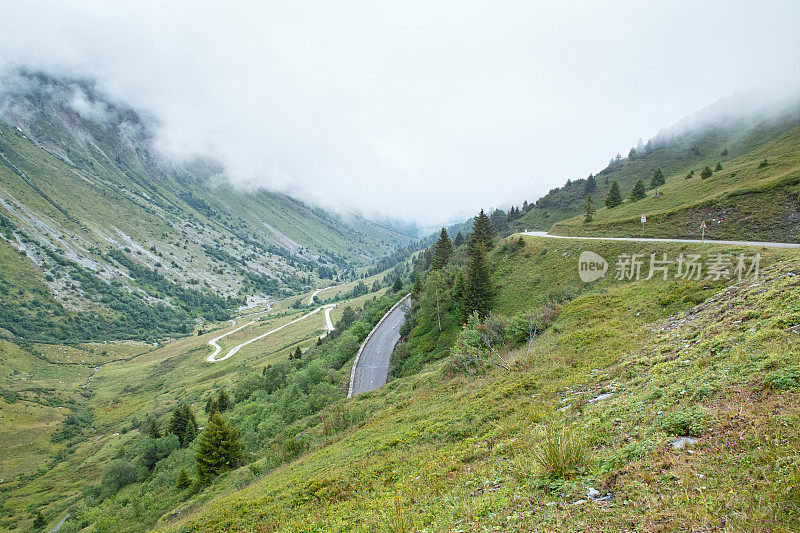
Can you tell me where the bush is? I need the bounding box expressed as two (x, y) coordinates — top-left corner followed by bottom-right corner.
(656, 409), (706, 437)
(530, 425), (588, 479)
(101, 459), (139, 494)
(700, 166), (713, 179)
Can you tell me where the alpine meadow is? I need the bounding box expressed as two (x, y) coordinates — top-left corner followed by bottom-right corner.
(1, 2), (800, 532)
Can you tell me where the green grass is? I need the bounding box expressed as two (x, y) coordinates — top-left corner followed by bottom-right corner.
(551, 123), (800, 241)
(150, 237), (800, 532)
(0, 266), (402, 531)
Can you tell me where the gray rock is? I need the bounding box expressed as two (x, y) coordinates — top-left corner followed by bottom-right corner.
(669, 436), (698, 450)
(589, 392), (613, 403)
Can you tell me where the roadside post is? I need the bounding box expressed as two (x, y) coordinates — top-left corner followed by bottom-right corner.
(700, 220), (707, 243)
(641, 213), (646, 236)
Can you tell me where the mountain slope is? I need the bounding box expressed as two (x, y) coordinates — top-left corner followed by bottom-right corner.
(0, 70), (415, 342)
(513, 93), (800, 239)
(163, 236), (800, 532)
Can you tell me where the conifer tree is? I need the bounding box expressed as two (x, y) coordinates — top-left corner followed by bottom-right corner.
(169, 405), (198, 447)
(630, 179), (647, 201)
(217, 390), (231, 411)
(291, 346), (302, 360)
(453, 232), (465, 247)
(651, 168), (665, 192)
(176, 467), (192, 488)
(584, 195), (595, 223)
(430, 228), (453, 270)
(470, 209), (496, 251)
(714, 161), (723, 171)
(584, 174), (597, 195)
(463, 239), (493, 319)
(392, 275), (403, 292)
(194, 412), (244, 484)
(605, 181), (623, 208)
(33, 510), (46, 530)
(144, 418), (161, 439)
(204, 396), (218, 414)
(701, 166), (713, 179)
(489, 209), (509, 236)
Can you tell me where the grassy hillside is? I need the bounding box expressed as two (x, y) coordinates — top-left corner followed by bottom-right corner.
(0, 71), (416, 344)
(552, 124), (800, 241)
(0, 261), (411, 531)
(149, 235), (800, 532)
(513, 98), (800, 240)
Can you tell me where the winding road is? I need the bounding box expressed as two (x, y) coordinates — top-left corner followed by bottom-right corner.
(348, 295), (410, 397)
(520, 231), (800, 249)
(207, 304), (336, 363)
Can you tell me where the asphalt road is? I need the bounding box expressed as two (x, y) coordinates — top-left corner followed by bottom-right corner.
(520, 231), (800, 249)
(348, 296), (409, 396)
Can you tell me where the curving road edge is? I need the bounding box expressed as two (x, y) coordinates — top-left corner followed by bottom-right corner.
(520, 231), (800, 249)
(347, 294), (410, 398)
(207, 304), (336, 363)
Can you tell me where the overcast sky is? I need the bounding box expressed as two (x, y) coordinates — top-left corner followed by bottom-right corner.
(1, 1), (799, 226)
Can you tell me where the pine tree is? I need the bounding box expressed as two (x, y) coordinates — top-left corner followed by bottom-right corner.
(453, 232), (465, 247)
(217, 390), (231, 411)
(714, 161), (723, 171)
(630, 179), (647, 201)
(651, 168), (665, 196)
(144, 418), (161, 438)
(430, 228), (453, 270)
(33, 510), (46, 530)
(204, 396), (218, 414)
(701, 166), (713, 179)
(584, 195), (595, 223)
(584, 174), (597, 195)
(470, 209), (496, 250)
(176, 467), (192, 488)
(651, 167), (665, 188)
(489, 209), (509, 236)
(392, 275), (403, 292)
(291, 345), (302, 360)
(195, 412), (244, 484)
(169, 405), (198, 447)
(463, 239), (493, 319)
(605, 181), (623, 208)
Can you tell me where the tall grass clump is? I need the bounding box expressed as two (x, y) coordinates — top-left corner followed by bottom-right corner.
(531, 425), (589, 479)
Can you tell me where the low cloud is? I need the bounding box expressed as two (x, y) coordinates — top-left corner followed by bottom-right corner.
(0, 1), (799, 225)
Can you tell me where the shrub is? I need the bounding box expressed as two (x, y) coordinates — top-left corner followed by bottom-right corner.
(656, 409), (706, 437)
(714, 162), (723, 171)
(101, 459), (139, 494)
(530, 425), (588, 479)
(700, 166), (713, 179)
(759, 159), (769, 168)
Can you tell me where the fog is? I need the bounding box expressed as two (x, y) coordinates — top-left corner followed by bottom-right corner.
(1, 1), (798, 225)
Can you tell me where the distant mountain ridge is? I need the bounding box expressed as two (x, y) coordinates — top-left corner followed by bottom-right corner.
(0, 69), (415, 342)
